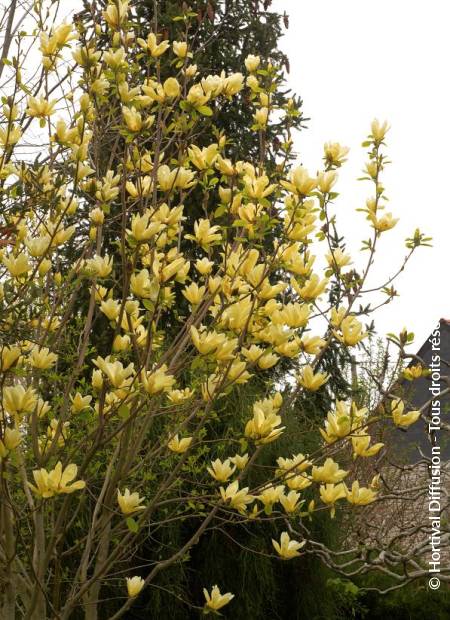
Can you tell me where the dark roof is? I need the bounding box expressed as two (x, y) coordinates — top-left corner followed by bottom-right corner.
(393, 319), (450, 460)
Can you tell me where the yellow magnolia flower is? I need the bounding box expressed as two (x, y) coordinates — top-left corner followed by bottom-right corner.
(247, 74), (259, 91)
(203, 585), (234, 612)
(70, 392), (92, 413)
(201, 373), (221, 402)
(391, 399), (421, 427)
(345, 480), (377, 505)
(297, 365), (329, 391)
(36, 398), (51, 418)
(103, 47), (127, 69)
(258, 485), (284, 508)
(26, 96), (57, 118)
(166, 387), (194, 404)
(194, 258), (215, 278)
(213, 337), (238, 362)
(201, 73), (225, 96)
(48, 223), (76, 248)
(279, 490), (302, 514)
(163, 77), (181, 98)
(2, 252), (30, 277)
(100, 298), (120, 321)
(292, 274), (328, 302)
(257, 351), (279, 370)
(182, 282), (206, 306)
(28, 462), (85, 498)
(168, 434), (192, 454)
(317, 170), (337, 193)
(83, 254), (113, 278)
(187, 83), (210, 109)
(157, 165), (195, 191)
(116, 328), (135, 349)
(273, 302), (310, 328)
(245, 54), (260, 72)
(257, 324), (292, 347)
(28, 346), (58, 370)
(370, 474), (382, 490)
(243, 173), (276, 200)
(93, 356), (134, 389)
(188, 144), (218, 171)
(365, 161), (378, 179)
(130, 269), (158, 299)
(45, 418), (69, 448)
(323, 142), (349, 167)
(215, 155), (235, 176)
(126, 176), (153, 198)
(281, 165), (317, 196)
(207, 458), (236, 482)
(272, 531), (305, 559)
(220, 480), (254, 512)
(223, 72), (244, 96)
(173, 41), (188, 58)
(91, 77), (110, 96)
(25, 235), (51, 257)
(334, 316), (367, 346)
(319, 483), (346, 518)
(122, 106), (143, 132)
(330, 306), (346, 327)
(300, 335), (326, 355)
(0, 345), (21, 372)
(117, 488), (146, 515)
(403, 364), (424, 381)
(137, 33), (169, 57)
(245, 395), (285, 445)
(312, 458), (348, 484)
(230, 453), (249, 470)
(351, 430), (384, 459)
(142, 365), (175, 394)
(371, 118), (389, 142)
(90, 208), (105, 226)
(253, 106), (269, 128)
(326, 248), (352, 270)
(159, 255), (190, 283)
(75, 163), (95, 182)
(224, 359), (251, 385)
(186, 218), (221, 249)
(0, 125), (22, 146)
(190, 325), (225, 355)
(320, 401), (367, 444)
(370, 212), (399, 233)
(0, 428), (22, 458)
(276, 453), (312, 475)
(126, 576), (145, 598)
(286, 474), (312, 492)
(103, 0), (129, 29)
(3, 385), (37, 416)
(241, 344), (264, 364)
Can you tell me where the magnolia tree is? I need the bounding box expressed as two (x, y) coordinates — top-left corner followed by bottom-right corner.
(0, 1), (437, 618)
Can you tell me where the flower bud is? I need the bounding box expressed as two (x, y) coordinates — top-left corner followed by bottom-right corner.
(245, 54), (260, 72)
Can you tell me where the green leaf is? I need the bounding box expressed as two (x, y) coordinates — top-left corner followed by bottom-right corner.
(214, 205), (226, 218)
(126, 517), (139, 533)
(118, 405), (130, 420)
(197, 105), (213, 117)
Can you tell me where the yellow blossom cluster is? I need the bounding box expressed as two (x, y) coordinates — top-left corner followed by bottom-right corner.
(0, 2), (431, 612)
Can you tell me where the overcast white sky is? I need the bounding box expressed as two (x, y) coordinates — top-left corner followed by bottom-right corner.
(273, 0), (450, 347)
